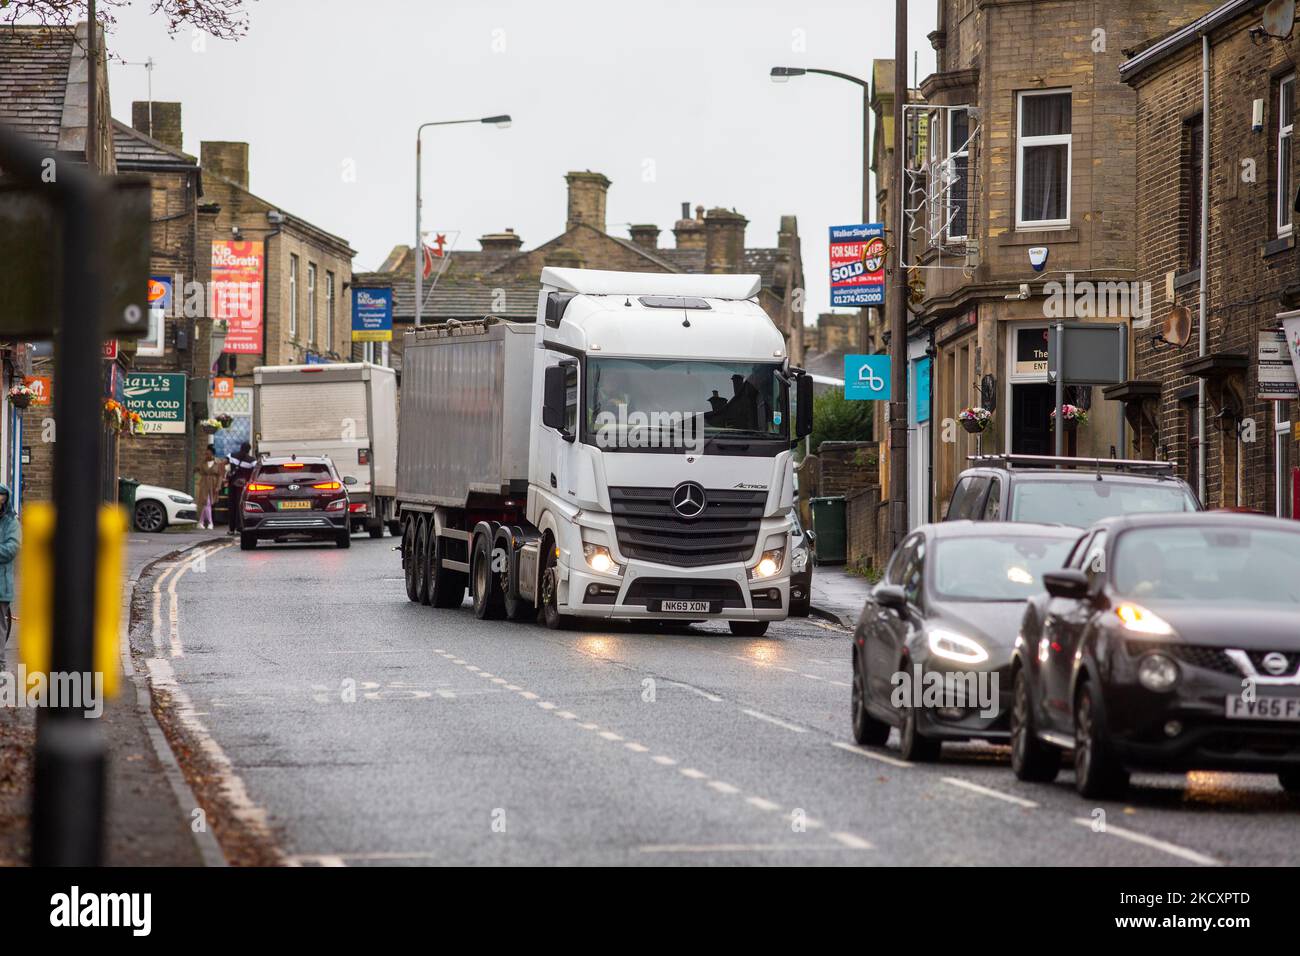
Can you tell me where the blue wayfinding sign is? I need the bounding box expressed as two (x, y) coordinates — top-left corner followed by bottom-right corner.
(844, 354), (891, 401)
(352, 287), (393, 342)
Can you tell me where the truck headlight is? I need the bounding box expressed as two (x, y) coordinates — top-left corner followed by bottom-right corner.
(583, 543), (621, 576)
(748, 548), (784, 580)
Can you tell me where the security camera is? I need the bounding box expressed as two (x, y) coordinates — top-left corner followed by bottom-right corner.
(1004, 283), (1031, 301)
(267, 209), (286, 225)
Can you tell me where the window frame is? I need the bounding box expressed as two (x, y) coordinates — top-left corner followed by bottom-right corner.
(1015, 88), (1073, 229)
(306, 262), (318, 346)
(946, 107), (971, 243)
(325, 270), (335, 354)
(1278, 74), (1294, 238)
(288, 254), (299, 339)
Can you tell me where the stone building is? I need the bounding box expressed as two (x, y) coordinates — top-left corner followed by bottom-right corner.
(1121, 0), (1300, 515)
(356, 171), (806, 374)
(906, 0), (1219, 522)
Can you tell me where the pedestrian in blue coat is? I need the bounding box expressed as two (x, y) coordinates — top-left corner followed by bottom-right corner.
(0, 483), (19, 665)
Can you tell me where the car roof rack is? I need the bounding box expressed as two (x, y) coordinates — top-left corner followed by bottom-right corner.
(966, 453), (1176, 475)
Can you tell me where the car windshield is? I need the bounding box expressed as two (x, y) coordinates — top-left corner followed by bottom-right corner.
(933, 535), (1076, 601)
(1111, 525), (1300, 605)
(585, 358), (786, 445)
(1009, 479), (1196, 526)
(254, 464), (333, 485)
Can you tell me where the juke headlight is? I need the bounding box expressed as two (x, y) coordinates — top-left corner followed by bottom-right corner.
(1115, 602), (1174, 636)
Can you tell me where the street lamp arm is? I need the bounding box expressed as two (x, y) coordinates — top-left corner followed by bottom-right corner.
(770, 65), (869, 90)
(804, 67), (870, 90)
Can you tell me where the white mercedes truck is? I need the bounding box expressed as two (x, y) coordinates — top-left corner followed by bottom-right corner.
(253, 362), (399, 537)
(395, 268), (813, 635)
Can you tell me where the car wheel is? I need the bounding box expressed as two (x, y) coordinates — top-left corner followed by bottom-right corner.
(1074, 681), (1129, 799)
(239, 532), (257, 551)
(402, 519), (420, 603)
(898, 690), (942, 763)
(414, 517), (432, 606)
(851, 648), (890, 746)
(1010, 667), (1060, 782)
(1278, 769), (1300, 796)
(134, 499), (168, 533)
(471, 533), (505, 620)
(336, 530), (351, 549)
(728, 620), (769, 637)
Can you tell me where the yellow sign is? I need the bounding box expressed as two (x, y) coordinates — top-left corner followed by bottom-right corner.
(18, 503), (125, 699)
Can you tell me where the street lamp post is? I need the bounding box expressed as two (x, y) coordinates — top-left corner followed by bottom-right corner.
(770, 66), (871, 353)
(415, 115), (511, 328)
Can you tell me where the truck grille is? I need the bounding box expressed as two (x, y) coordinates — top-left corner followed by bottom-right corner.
(609, 486), (766, 568)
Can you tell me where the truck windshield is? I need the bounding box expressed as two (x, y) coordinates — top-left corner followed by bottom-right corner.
(585, 358), (786, 447)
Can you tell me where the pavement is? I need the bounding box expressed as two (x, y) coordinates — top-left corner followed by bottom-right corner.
(807, 565), (873, 628)
(0, 526), (220, 866)
(117, 533), (1299, 867)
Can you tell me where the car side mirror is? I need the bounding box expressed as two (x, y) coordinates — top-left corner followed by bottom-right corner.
(542, 364), (569, 435)
(1043, 569), (1089, 600)
(343, 475), (358, 486)
(874, 584), (907, 612)
(805, 529), (817, 543)
(795, 371), (814, 440)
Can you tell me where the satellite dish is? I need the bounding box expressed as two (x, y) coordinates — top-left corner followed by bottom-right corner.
(1158, 305), (1193, 348)
(1263, 0), (1296, 38)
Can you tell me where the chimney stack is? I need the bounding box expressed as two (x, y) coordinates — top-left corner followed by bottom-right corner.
(132, 101), (183, 150)
(565, 170), (611, 233)
(629, 224), (660, 250)
(479, 227), (524, 252)
(673, 202), (705, 250)
(704, 208), (748, 274)
(201, 141), (249, 189)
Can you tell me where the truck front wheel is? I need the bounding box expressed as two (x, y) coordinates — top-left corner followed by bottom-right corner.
(540, 554), (576, 630)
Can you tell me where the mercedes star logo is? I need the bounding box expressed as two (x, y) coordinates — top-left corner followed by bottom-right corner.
(1262, 652), (1290, 676)
(671, 481), (707, 520)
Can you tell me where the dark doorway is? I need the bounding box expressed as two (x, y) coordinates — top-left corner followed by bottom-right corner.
(1012, 383), (1055, 455)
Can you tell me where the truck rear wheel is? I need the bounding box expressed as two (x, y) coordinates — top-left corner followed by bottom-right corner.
(402, 519), (420, 602)
(471, 534), (505, 619)
(368, 521), (384, 539)
(415, 517), (432, 605)
(429, 536), (467, 610)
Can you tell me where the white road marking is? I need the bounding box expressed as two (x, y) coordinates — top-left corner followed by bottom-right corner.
(519, 691), (539, 700)
(436, 690), (456, 699)
(624, 742), (649, 753)
(679, 767), (707, 780)
(832, 740), (912, 768)
(741, 708), (807, 733)
(667, 681), (724, 703)
(801, 673), (823, 681)
(505, 684), (522, 692)
(707, 781), (739, 794)
(538, 701), (557, 710)
(830, 832), (874, 850)
(745, 796), (780, 812)
(465, 665), (480, 672)
(652, 755), (677, 766)
(556, 711), (578, 720)
(942, 777), (1039, 809)
(638, 843), (869, 854)
(491, 677), (508, 684)
(598, 730), (623, 741)
(1071, 818), (1221, 866)
(802, 817), (825, 830)
(578, 722), (599, 730)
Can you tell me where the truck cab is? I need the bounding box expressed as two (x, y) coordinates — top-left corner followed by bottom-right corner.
(527, 268), (812, 635)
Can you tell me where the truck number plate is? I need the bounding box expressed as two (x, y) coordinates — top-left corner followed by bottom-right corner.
(659, 600), (712, 613)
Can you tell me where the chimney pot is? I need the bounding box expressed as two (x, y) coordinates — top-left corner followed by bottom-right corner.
(565, 171), (612, 233)
(703, 207), (748, 275)
(629, 224), (660, 251)
(132, 101), (183, 151)
(201, 141), (250, 189)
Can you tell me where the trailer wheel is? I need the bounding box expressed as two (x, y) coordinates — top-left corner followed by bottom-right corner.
(368, 521), (384, 539)
(471, 533), (506, 619)
(415, 516), (432, 605)
(429, 536), (467, 610)
(402, 518), (420, 603)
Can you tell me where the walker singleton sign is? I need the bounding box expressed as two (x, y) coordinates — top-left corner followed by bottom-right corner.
(123, 372), (187, 434)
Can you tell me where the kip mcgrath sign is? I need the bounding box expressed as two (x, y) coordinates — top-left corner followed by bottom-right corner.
(830, 223), (885, 307)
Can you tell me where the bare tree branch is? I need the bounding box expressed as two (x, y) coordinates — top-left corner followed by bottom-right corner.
(0, 0), (250, 41)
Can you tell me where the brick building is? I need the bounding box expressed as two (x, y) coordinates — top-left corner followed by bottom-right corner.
(908, 0), (1219, 522)
(1121, 0), (1300, 516)
(356, 171), (807, 374)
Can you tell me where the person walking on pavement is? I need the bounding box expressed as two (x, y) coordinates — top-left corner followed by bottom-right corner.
(226, 441), (256, 535)
(194, 445), (223, 530)
(0, 484), (20, 667)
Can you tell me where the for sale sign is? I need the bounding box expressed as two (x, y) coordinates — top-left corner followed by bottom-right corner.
(829, 223), (885, 307)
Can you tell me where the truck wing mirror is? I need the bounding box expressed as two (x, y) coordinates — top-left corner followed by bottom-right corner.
(542, 364), (573, 439)
(795, 371), (814, 440)
(343, 475), (358, 486)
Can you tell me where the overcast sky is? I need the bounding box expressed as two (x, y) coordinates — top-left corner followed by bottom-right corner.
(104, 0), (936, 323)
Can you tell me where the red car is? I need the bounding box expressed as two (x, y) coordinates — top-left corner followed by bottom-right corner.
(240, 455), (356, 550)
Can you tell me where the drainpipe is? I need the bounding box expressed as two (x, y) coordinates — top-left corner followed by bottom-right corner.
(1197, 35), (1210, 504)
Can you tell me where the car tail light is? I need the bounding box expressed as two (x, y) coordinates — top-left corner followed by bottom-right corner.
(325, 498), (347, 512)
(246, 483), (275, 492)
(243, 500), (264, 512)
(282, 462), (306, 469)
(349, 502), (367, 513)
(312, 481), (342, 490)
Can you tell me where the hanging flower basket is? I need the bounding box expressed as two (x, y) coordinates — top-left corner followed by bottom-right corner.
(197, 417), (222, 435)
(958, 406), (992, 434)
(8, 383), (34, 409)
(1050, 404), (1088, 431)
(103, 399), (126, 432)
(216, 413), (233, 429)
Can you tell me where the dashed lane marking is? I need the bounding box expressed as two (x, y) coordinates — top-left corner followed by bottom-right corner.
(831, 740), (912, 769)
(942, 777), (1039, 809)
(1071, 818), (1221, 866)
(741, 708), (808, 734)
